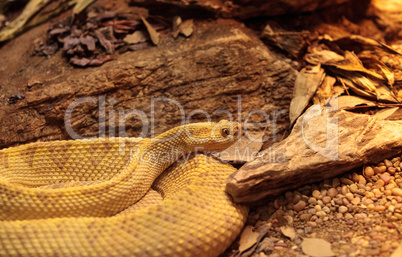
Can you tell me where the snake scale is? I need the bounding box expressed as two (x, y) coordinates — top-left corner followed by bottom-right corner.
(0, 120), (249, 257)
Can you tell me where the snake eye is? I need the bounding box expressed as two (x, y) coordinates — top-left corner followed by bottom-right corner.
(221, 128), (230, 137)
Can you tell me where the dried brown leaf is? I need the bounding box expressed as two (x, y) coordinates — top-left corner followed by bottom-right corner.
(140, 16), (159, 45)
(333, 35), (402, 56)
(172, 16), (182, 38)
(238, 226), (259, 253)
(179, 19), (193, 37)
(80, 35), (96, 51)
(325, 51), (385, 82)
(124, 30), (149, 44)
(280, 226), (296, 241)
(289, 65), (325, 126)
(329, 95), (376, 110)
(374, 107), (399, 120)
(301, 238), (335, 257)
(94, 26), (116, 54)
(305, 50), (344, 66)
(313, 75), (336, 105)
(0, 0), (52, 42)
(72, 0), (96, 14)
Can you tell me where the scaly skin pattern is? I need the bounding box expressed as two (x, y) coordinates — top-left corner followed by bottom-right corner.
(0, 120), (249, 256)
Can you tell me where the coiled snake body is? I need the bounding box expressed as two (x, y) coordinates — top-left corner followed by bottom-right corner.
(0, 120), (248, 256)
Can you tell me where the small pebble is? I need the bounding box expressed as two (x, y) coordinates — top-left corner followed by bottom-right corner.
(374, 205), (386, 212)
(327, 188), (337, 198)
(364, 166), (374, 177)
(293, 200), (306, 212)
(341, 178), (354, 185)
(380, 173), (391, 184)
(332, 178), (340, 188)
(322, 196), (331, 204)
(384, 159), (393, 167)
(345, 193), (354, 201)
(351, 198), (360, 205)
(338, 206), (348, 213)
(393, 188), (402, 196)
(312, 190), (322, 200)
(307, 221), (317, 227)
(341, 185), (349, 195)
(345, 213), (353, 220)
(299, 213), (312, 221)
(346, 219), (354, 225)
(375, 179), (385, 188)
(349, 184), (358, 193)
(388, 167), (396, 175)
(304, 227), (312, 234)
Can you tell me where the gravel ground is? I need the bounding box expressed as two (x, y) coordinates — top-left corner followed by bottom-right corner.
(231, 155), (402, 257)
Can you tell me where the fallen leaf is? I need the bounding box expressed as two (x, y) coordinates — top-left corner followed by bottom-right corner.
(172, 16), (182, 38)
(179, 19), (193, 37)
(80, 35), (96, 51)
(301, 238), (335, 257)
(69, 56), (90, 66)
(255, 237), (274, 255)
(238, 226), (259, 253)
(95, 26), (116, 54)
(313, 75), (336, 105)
(333, 35), (402, 56)
(374, 107), (399, 120)
(0, 0), (52, 42)
(88, 55), (113, 66)
(289, 65), (325, 126)
(124, 30), (149, 44)
(140, 16), (159, 45)
(280, 226), (296, 240)
(72, 0), (96, 14)
(329, 95), (376, 110)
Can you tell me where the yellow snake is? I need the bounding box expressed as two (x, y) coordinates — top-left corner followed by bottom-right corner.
(0, 120), (249, 257)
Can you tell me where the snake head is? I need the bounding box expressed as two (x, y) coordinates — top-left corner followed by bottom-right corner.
(182, 120), (240, 152)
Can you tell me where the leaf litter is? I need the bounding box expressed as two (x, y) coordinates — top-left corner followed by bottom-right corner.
(290, 34), (402, 125)
(17, 1), (195, 67)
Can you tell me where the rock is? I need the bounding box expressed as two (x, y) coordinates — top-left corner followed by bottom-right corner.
(227, 107), (402, 203)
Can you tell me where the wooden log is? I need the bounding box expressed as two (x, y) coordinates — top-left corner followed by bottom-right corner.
(226, 105), (402, 204)
(0, 19), (295, 148)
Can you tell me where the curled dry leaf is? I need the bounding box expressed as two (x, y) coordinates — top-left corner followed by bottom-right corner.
(313, 75), (336, 105)
(172, 16), (182, 38)
(140, 15), (159, 45)
(332, 35), (402, 56)
(301, 238), (335, 257)
(289, 65), (325, 126)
